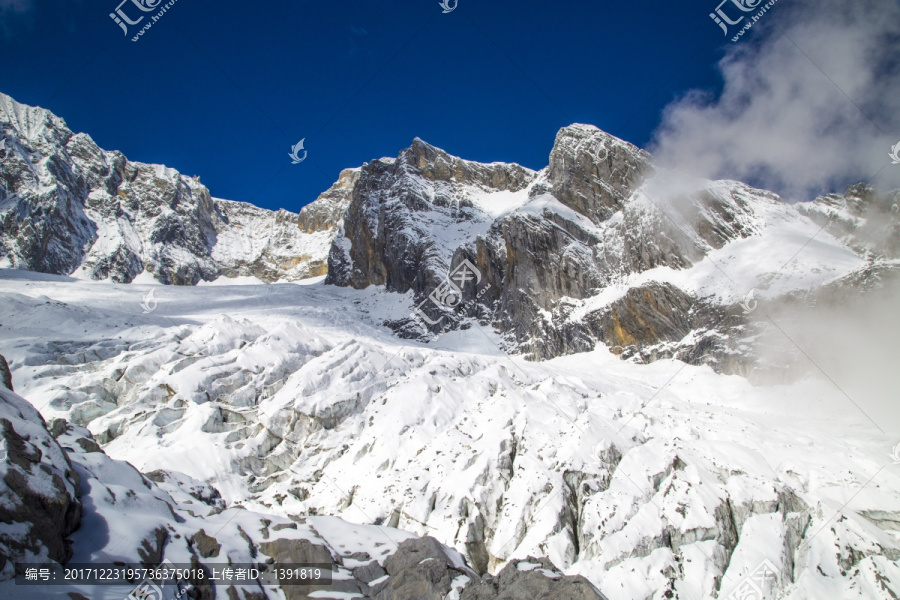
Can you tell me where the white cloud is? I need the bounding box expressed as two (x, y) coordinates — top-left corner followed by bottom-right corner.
(650, 0), (900, 201)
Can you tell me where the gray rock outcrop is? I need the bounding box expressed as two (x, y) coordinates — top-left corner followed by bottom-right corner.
(547, 124), (653, 225)
(0, 354), (11, 391)
(369, 539), (608, 600)
(325, 124), (786, 371)
(0, 387), (81, 579)
(371, 536), (470, 600)
(461, 556), (608, 600)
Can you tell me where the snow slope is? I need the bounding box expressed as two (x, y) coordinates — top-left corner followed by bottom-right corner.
(1, 269), (898, 599)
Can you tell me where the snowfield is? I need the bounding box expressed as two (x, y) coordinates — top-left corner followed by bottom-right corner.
(1, 268), (898, 599)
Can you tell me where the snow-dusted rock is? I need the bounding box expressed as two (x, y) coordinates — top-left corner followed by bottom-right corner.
(0, 387), (81, 578)
(461, 556), (607, 600)
(0, 92), (350, 285)
(798, 182), (900, 260)
(0, 354), (11, 391)
(324, 124), (879, 372)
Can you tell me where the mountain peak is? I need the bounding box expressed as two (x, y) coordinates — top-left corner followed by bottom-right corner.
(548, 123), (654, 225)
(0, 91), (72, 149)
(404, 135), (454, 166)
(553, 123), (648, 157)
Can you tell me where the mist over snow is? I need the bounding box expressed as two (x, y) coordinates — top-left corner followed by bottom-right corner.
(750, 276), (900, 434)
(650, 0), (900, 201)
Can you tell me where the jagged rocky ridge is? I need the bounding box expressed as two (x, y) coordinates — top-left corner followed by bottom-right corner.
(326, 125), (900, 372)
(0, 92), (353, 285)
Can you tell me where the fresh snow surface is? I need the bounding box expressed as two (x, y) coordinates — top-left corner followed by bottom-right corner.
(0, 269), (898, 600)
(467, 189), (531, 220)
(197, 274), (267, 286)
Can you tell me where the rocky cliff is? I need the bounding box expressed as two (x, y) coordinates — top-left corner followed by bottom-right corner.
(326, 124), (896, 372)
(0, 92), (352, 284)
(0, 386), (81, 578)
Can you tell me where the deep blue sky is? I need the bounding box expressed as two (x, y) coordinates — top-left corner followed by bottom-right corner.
(1, 0), (739, 212)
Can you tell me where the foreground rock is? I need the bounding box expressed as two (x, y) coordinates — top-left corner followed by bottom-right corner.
(0, 387), (81, 579)
(462, 556), (607, 600)
(367, 537), (608, 600)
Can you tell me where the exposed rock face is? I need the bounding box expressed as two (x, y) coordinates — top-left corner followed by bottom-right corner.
(372, 536), (469, 600)
(258, 537), (333, 565)
(326, 124), (846, 371)
(326, 138), (534, 295)
(258, 537), (371, 600)
(298, 168), (360, 234)
(547, 124), (653, 226)
(798, 183), (900, 260)
(367, 538), (608, 600)
(0, 387), (81, 579)
(0, 354), (11, 391)
(0, 92), (351, 284)
(586, 282), (696, 352)
(461, 556), (608, 600)
(190, 529), (221, 558)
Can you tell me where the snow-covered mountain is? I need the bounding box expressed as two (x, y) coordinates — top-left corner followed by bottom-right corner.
(326, 124), (898, 374)
(1, 91), (899, 600)
(0, 92), (353, 285)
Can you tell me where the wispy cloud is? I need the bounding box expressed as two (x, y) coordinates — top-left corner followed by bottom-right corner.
(650, 0), (900, 201)
(0, 0), (35, 37)
(0, 0), (34, 14)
